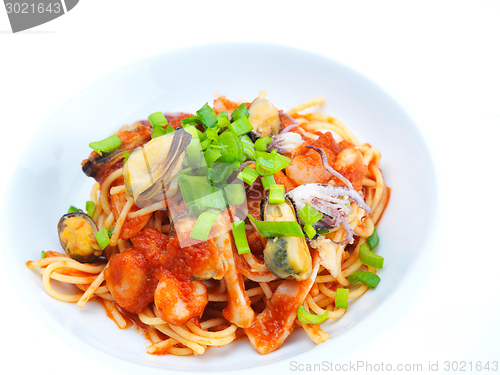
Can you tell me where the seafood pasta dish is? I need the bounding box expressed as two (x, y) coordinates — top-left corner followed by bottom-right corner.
(26, 92), (390, 356)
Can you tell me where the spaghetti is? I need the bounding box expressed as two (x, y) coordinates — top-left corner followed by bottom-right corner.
(26, 94), (390, 356)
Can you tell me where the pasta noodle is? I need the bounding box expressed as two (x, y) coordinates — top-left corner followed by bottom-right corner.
(26, 94), (390, 356)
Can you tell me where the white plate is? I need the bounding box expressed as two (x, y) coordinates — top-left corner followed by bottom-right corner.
(1, 43), (437, 373)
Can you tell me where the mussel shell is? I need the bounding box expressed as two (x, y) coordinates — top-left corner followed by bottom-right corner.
(260, 192), (312, 280)
(57, 211), (102, 263)
(123, 127), (192, 206)
(247, 98), (281, 139)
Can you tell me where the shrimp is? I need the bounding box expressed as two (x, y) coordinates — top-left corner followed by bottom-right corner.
(244, 252), (320, 354)
(154, 269), (208, 326)
(286, 149), (332, 185)
(110, 191), (151, 239)
(104, 248), (156, 314)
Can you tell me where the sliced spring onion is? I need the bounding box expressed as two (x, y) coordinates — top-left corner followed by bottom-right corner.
(359, 243), (384, 269)
(255, 137), (272, 151)
(224, 184), (246, 205)
(229, 117), (253, 136)
(217, 130), (245, 164)
(298, 204), (323, 225)
(196, 103), (218, 128)
(122, 151), (130, 163)
(261, 175), (276, 191)
(269, 184), (285, 204)
(86, 201), (96, 218)
(148, 112), (168, 127)
(231, 103), (249, 121)
(231, 220), (250, 254)
(210, 164), (233, 184)
(96, 227), (111, 250)
(204, 147), (222, 165)
(181, 116), (202, 127)
(190, 211), (220, 241)
(165, 125), (175, 134)
(89, 134), (122, 156)
(366, 226), (379, 249)
(304, 224), (317, 240)
(151, 125), (167, 139)
(347, 270), (381, 288)
(254, 150), (291, 175)
(107, 227), (114, 237)
(317, 229), (330, 235)
(335, 287), (349, 309)
(68, 206), (79, 213)
(248, 215), (304, 238)
(237, 166), (260, 185)
(41, 250), (46, 259)
(201, 138), (212, 150)
(216, 111), (231, 128)
(297, 305), (328, 325)
(255, 156), (275, 176)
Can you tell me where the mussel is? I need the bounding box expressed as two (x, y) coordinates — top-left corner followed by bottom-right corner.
(260, 194), (312, 280)
(123, 128), (192, 207)
(247, 98), (281, 139)
(58, 211), (102, 262)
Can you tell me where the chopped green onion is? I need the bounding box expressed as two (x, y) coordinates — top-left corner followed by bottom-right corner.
(204, 147), (222, 165)
(298, 204), (323, 225)
(241, 142), (256, 161)
(347, 270), (381, 288)
(181, 116), (202, 127)
(217, 130), (245, 164)
(229, 116), (253, 136)
(335, 287), (349, 309)
(255, 137), (272, 151)
(304, 224), (317, 239)
(359, 243), (384, 269)
(191, 189), (228, 211)
(269, 184), (285, 204)
(248, 215), (304, 238)
(210, 164), (233, 184)
(317, 229), (330, 235)
(96, 227), (111, 250)
(196, 103), (218, 128)
(366, 227), (379, 250)
(261, 175), (276, 190)
(151, 125), (167, 139)
(255, 156), (275, 176)
(200, 138), (212, 150)
(231, 220), (250, 254)
(86, 201), (96, 218)
(89, 134), (122, 156)
(237, 166), (260, 185)
(107, 227), (114, 237)
(41, 250), (46, 259)
(231, 103), (249, 121)
(190, 211), (220, 241)
(254, 150), (291, 175)
(148, 112), (168, 127)
(240, 134), (255, 146)
(216, 111), (231, 128)
(68, 206), (79, 213)
(224, 184), (246, 205)
(165, 125), (175, 134)
(123, 152), (130, 163)
(297, 305), (328, 325)
(206, 128), (219, 143)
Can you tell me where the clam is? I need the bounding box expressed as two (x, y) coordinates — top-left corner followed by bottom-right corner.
(123, 128), (192, 207)
(247, 98), (281, 139)
(260, 194), (312, 280)
(58, 212), (102, 262)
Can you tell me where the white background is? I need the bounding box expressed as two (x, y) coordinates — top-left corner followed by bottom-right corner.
(1, 1), (500, 374)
